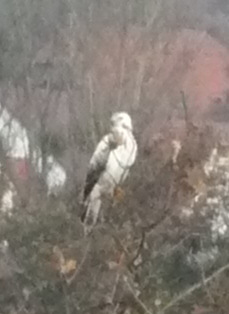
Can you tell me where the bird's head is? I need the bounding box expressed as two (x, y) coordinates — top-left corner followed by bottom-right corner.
(110, 112), (133, 131)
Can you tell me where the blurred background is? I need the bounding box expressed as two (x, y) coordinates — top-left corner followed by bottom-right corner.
(1, 1), (229, 313)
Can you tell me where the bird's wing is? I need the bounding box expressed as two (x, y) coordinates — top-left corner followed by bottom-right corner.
(83, 134), (117, 202)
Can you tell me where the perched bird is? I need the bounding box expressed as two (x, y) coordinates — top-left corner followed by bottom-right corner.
(81, 112), (137, 234)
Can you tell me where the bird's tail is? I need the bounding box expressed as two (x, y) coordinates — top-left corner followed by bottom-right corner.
(80, 203), (87, 223)
(80, 195), (102, 236)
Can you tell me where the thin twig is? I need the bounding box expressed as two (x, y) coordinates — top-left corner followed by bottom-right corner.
(124, 276), (154, 314)
(110, 272), (121, 303)
(117, 1), (128, 109)
(146, 170), (175, 234)
(109, 252), (125, 305)
(158, 262), (229, 314)
(130, 181), (174, 268)
(109, 222), (131, 259)
(62, 280), (71, 314)
(117, 50), (126, 110)
(133, 58), (145, 110)
(196, 240), (215, 305)
(66, 239), (91, 286)
(128, 229), (145, 268)
(112, 303), (120, 314)
(180, 91), (189, 126)
(88, 72), (97, 147)
(146, 0), (161, 28)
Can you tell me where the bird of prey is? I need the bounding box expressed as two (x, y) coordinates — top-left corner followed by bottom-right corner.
(81, 112), (137, 235)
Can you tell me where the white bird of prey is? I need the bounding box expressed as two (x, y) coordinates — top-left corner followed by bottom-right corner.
(81, 112), (137, 234)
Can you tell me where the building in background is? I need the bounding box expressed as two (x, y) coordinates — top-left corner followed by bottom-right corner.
(0, 103), (66, 213)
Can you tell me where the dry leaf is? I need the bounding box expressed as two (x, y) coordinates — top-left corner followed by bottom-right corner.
(107, 261), (119, 270)
(52, 246), (77, 275)
(60, 259), (77, 275)
(185, 165), (207, 194)
(113, 186), (125, 202)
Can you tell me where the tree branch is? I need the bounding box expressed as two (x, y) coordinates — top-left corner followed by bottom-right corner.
(66, 239), (91, 286)
(158, 262), (229, 314)
(180, 90), (189, 126)
(123, 276), (154, 314)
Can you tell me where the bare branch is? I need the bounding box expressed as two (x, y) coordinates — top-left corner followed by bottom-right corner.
(129, 181), (175, 268)
(66, 239), (91, 286)
(116, 0), (129, 109)
(158, 262), (229, 314)
(146, 0), (162, 29)
(180, 90), (189, 125)
(133, 58), (145, 110)
(123, 276), (154, 314)
(109, 252), (125, 307)
(88, 72), (98, 147)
